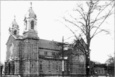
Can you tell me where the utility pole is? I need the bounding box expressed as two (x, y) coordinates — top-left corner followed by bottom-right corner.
(62, 36), (64, 77)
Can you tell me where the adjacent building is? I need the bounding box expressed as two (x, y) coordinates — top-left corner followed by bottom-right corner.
(90, 61), (108, 77)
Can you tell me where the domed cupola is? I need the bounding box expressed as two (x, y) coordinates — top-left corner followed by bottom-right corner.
(9, 16), (19, 36)
(23, 2), (38, 39)
(26, 4), (37, 19)
(12, 17), (19, 30)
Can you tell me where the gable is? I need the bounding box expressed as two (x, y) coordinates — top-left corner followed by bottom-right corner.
(73, 38), (87, 55)
(6, 35), (16, 46)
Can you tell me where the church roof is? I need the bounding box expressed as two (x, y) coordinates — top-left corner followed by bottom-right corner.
(7, 35), (62, 51)
(6, 35), (15, 45)
(6, 35), (23, 45)
(39, 39), (62, 51)
(0, 62), (3, 66)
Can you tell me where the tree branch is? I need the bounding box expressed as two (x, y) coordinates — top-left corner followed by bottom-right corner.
(58, 20), (78, 39)
(68, 14), (86, 34)
(91, 13), (112, 30)
(68, 14), (86, 31)
(69, 14), (78, 21)
(74, 8), (87, 22)
(93, 29), (109, 37)
(90, 0), (100, 11)
(63, 17), (86, 35)
(91, 3), (114, 39)
(58, 20), (87, 55)
(77, 4), (87, 21)
(91, 1), (114, 27)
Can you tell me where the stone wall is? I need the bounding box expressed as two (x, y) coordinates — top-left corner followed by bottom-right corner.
(39, 58), (62, 75)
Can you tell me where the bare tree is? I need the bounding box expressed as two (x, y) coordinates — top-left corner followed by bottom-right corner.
(62, 0), (114, 77)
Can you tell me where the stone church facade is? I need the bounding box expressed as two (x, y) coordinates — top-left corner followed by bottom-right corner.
(3, 3), (86, 77)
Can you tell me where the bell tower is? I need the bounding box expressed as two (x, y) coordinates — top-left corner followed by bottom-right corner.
(23, 2), (38, 39)
(9, 16), (19, 36)
(20, 2), (39, 77)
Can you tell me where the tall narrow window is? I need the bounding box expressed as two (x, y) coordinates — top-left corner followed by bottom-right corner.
(14, 30), (17, 35)
(31, 21), (34, 29)
(8, 63), (10, 75)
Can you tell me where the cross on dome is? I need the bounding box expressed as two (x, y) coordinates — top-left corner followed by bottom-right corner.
(25, 2), (37, 19)
(30, 2), (32, 8)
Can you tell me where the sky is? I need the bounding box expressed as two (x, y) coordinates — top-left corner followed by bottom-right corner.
(0, 1), (114, 64)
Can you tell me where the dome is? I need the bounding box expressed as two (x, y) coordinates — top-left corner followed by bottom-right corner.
(12, 18), (19, 29)
(25, 4), (37, 19)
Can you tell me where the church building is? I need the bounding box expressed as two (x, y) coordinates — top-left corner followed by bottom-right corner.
(3, 3), (86, 77)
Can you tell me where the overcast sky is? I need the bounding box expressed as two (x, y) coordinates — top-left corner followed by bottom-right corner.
(0, 1), (114, 64)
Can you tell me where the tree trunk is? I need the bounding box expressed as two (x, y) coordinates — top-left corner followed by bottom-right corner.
(86, 33), (91, 77)
(86, 51), (90, 77)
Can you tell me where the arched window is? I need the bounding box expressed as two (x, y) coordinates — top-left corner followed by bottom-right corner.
(12, 62), (15, 75)
(14, 30), (17, 35)
(31, 21), (34, 29)
(8, 63), (10, 75)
